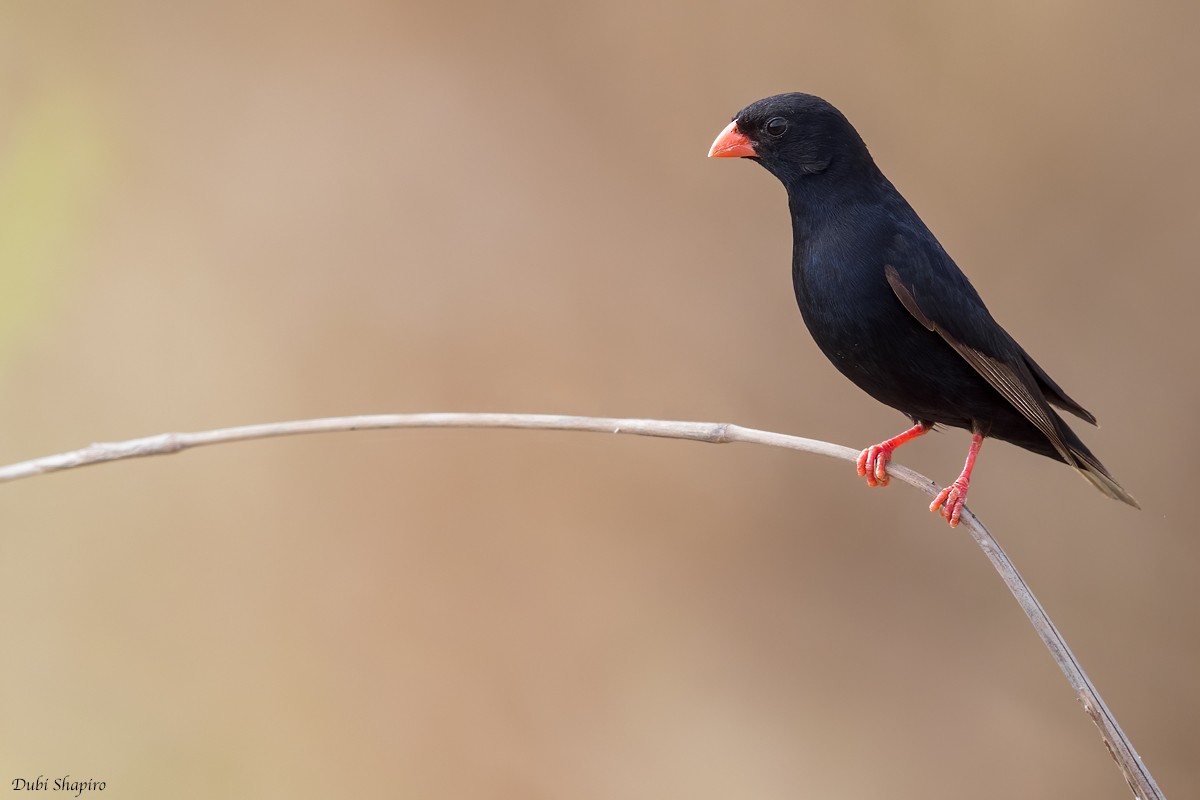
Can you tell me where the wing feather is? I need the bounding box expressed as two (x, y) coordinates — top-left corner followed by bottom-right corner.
(884, 264), (1076, 466)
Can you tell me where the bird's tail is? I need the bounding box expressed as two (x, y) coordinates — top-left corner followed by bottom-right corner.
(1057, 414), (1140, 509)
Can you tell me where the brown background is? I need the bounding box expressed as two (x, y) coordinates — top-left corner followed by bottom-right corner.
(1, 2), (1196, 798)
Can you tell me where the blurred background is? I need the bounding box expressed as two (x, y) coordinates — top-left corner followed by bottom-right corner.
(0, 1), (1196, 797)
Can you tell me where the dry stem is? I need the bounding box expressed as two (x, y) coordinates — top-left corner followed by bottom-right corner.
(0, 412), (1163, 799)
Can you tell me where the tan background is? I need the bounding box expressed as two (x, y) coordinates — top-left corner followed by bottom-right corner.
(1, 2), (1196, 798)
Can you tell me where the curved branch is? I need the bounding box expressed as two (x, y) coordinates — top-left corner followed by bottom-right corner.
(0, 412), (1163, 798)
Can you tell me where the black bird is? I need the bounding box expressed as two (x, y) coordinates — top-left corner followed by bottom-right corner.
(708, 93), (1138, 525)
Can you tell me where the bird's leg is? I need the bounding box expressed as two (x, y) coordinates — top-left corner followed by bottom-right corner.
(930, 432), (984, 527)
(857, 422), (930, 487)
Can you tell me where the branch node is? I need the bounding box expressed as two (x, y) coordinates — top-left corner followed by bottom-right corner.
(709, 423), (733, 443)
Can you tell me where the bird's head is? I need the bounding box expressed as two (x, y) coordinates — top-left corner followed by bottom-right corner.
(708, 93), (876, 187)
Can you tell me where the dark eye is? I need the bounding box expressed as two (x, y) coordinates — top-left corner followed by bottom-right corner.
(764, 117), (788, 137)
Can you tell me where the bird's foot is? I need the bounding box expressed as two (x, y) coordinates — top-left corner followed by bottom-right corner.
(857, 443), (895, 487)
(930, 477), (970, 527)
(930, 432), (984, 527)
(856, 422), (930, 488)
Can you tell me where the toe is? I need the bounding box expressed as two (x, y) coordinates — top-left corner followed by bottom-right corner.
(858, 445), (892, 488)
(929, 487), (950, 514)
(861, 448), (880, 487)
(941, 482), (968, 526)
(874, 453), (889, 484)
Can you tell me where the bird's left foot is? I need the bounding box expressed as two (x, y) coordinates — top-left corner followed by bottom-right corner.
(856, 443), (894, 487)
(930, 478), (970, 527)
(856, 422), (930, 488)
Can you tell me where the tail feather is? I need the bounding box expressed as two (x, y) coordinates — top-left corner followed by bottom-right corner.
(1055, 412), (1140, 508)
(1068, 444), (1140, 509)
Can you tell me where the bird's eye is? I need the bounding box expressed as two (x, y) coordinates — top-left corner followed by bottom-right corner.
(764, 117), (788, 137)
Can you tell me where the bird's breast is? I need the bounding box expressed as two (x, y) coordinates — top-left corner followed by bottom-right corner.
(791, 243), (963, 420)
(792, 243), (899, 359)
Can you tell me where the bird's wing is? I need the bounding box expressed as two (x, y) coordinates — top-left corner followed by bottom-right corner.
(1019, 352), (1097, 425)
(884, 247), (1137, 507)
(882, 250), (1078, 466)
(881, 230), (1097, 422)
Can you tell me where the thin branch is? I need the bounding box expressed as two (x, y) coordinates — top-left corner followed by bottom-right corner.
(0, 412), (1163, 799)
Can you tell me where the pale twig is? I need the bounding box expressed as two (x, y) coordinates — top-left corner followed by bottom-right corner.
(0, 412), (1163, 798)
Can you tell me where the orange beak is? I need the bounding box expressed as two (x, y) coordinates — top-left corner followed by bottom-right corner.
(708, 120), (757, 158)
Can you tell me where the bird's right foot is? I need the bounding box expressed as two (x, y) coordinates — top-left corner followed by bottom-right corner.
(929, 432), (984, 528)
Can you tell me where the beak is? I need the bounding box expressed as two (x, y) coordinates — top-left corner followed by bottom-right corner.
(708, 120), (757, 158)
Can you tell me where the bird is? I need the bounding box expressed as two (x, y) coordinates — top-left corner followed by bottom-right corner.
(708, 92), (1138, 525)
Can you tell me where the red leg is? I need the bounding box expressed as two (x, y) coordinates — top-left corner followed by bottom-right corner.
(857, 422), (929, 488)
(930, 432), (984, 527)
